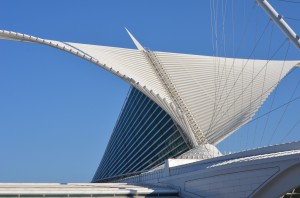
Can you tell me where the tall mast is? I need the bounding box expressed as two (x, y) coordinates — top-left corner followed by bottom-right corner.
(256, 0), (300, 51)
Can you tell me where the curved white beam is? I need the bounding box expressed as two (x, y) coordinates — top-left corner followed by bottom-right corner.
(0, 30), (198, 147)
(1, 30), (299, 146)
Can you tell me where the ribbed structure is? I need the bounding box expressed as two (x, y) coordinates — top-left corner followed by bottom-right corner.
(92, 88), (191, 182)
(154, 52), (298, 144)
(1, 30), (300, 183)
(0, 30), (299, 146)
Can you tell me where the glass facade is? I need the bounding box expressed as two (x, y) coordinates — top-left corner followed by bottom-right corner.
(92, 87), (192, 182)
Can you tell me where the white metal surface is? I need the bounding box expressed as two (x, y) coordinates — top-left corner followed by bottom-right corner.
(0, 30), (299, 146)
(256, 0), (300, 50)
(125, 28), (145, 51)
(155, 51), (298, 144)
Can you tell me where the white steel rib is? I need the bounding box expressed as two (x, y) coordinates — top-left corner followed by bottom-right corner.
(0, 30), (299, 146)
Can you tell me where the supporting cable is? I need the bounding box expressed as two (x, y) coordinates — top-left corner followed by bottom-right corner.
(269, 70), (300, 143)
(246, 94), (300, 127)
(216, 0), (228, 117)
(209, 0), (218, 143)
(284, 16), (300, 22)
(265, 42), (290, 145)
(207, 68), (297, 144)
(245, 5), (259, 150)
(280, 117), (300, 143)
(256, 23), (274, 146)
(208, 0), (228, 142)
(208, 2), (257, 136)
(209, 19), (272, 135)
(210, 39), (288, 142)
(276, 0), (300, 4)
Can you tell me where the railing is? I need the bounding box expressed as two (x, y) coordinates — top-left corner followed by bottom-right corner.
(117, 169), (164, 183)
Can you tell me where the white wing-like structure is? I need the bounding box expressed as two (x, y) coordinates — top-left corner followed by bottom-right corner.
(1, 30), (299, 146)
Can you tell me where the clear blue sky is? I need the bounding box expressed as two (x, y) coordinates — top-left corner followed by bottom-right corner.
(0, 0), (299, 182)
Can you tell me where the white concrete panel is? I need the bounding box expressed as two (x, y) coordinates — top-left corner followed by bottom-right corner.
(185, 167), (278, 197)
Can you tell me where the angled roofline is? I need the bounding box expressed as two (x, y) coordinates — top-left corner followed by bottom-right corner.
(1, 29), (299, 147)
(0, 30), (199, 148)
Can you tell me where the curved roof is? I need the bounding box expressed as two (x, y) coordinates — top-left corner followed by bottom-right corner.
(0, 30), (299, 146)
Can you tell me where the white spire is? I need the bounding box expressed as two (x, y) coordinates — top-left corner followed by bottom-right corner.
(125, 28), (145, 51)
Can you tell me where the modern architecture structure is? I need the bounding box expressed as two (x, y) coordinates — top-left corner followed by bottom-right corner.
(1, 0), (300, 197)
(118, 141), (300, 198)
(92, 87), (191, 182)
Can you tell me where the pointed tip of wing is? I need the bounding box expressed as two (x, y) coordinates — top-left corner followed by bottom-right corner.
(124, 27), (145, 51)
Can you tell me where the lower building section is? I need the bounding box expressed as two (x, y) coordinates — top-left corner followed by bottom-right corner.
(118, 142), (300, 198)
(0, 183), (179, 198)
(92, 87), (192, 182)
